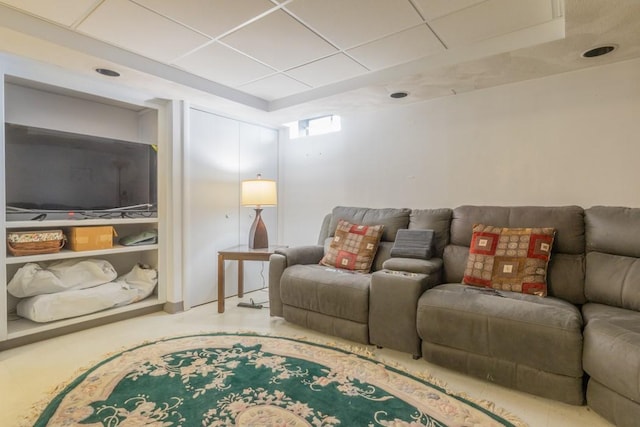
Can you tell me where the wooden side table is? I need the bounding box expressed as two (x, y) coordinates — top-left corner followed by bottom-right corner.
(217, 245), (285, 313)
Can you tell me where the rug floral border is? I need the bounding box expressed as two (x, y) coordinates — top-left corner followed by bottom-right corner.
(27, 332), (527, 427)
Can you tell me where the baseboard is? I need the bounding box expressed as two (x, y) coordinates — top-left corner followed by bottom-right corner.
(163, 301), (184, 314)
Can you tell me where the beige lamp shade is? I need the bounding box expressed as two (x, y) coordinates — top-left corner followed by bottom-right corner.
(241, 175), (276, 249)
(241, 178), (277, 206)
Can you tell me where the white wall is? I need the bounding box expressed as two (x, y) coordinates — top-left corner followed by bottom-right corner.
(5, 84), (144, 142)
(279, 58), (640, 246)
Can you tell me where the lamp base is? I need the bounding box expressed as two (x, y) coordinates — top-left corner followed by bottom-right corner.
(248, 208), (268, 249)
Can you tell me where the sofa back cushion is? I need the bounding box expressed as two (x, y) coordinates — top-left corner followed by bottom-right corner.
(318, 207), (411, 272)
(444, 205), (586, 304)
(327, 206), (411, 242)
(585, 206), (640, 311)
(408, 208), (452, 258)
(317, 213), (333, 245)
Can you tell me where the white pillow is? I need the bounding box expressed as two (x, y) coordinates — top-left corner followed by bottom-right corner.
(8, 259), (117, 297)
(116, 264), (158, 298)
(17, 282), (139, 323)
(16, 264), (157, 323)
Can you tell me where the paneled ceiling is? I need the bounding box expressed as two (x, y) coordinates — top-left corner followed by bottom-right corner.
(0, 0), (639, 121)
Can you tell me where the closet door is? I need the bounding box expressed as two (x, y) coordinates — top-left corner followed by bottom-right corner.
(184, 108), (239, 308)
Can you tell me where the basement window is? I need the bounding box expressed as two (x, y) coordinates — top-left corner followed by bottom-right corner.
(285, 114), (341, 139)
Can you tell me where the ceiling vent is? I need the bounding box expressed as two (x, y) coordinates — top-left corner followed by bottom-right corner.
(581, 45), (617, 58)
(95, 68), (120, 77)
(390, 91), (409, 99)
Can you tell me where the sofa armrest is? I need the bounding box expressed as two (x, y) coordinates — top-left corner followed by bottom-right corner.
(269, 245), (325, 317)
(382, 257), (443, 275)
(268, 254), (287, 317)
(276, 245), (325, 267)
(370, 270), (435, 357)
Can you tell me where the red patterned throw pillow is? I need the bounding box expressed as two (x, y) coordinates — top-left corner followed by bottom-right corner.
(320, 220), (384, 273)
(463, 224), (555, 296)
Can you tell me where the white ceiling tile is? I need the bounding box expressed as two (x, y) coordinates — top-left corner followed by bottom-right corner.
(412, 0), (488, 21)
(173, 42), (276, 86)
(285, 0), (423, 49)
(286, 53), (367, 87)
(239, 74), (310, 100)
(0, 0), (99, 26)
(3, 0), (630, 114)
(430, 0), (555, 47)
(348, 25), (445, 71)
(132, 0), (274, 39)
(221, 9), (336, 70)
(77, 0), (210, 63)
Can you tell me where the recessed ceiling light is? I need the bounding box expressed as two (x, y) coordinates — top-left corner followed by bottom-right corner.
(390, 91), (409, 99)
(95, 67), (120, 77)
(581, 45), (617, 58)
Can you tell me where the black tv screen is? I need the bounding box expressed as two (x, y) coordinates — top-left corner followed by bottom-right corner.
(5, 123), (157, 217)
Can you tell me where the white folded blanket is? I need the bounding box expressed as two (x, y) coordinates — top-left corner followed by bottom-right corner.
(17, 265), (157, 323)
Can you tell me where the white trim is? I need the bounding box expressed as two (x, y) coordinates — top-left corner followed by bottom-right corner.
(181, 101), (193, 310)
(0, 71), (7, 340)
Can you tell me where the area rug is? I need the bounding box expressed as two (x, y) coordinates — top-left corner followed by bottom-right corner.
(31, 333), (526, 426)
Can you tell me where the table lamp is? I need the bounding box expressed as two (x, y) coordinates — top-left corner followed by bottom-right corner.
(241, 174), (277, 249)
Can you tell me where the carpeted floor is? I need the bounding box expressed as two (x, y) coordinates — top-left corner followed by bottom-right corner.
(30, 333), (525, 426)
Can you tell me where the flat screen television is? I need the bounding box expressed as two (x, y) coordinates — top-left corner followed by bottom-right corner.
(5, 123), (157, 220)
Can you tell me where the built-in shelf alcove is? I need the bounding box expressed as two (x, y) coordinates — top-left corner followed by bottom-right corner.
(0, 74), (167, 349)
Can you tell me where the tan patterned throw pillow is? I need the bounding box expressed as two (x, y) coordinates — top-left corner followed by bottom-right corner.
(463, 224), (555, 296)
(320, 220), (384, 273)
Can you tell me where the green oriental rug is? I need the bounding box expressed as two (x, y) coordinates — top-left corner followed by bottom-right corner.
(31, 333), (525, 426)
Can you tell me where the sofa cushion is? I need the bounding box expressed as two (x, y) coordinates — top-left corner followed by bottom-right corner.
(328, 206), (410, 241)
(446, 205), (586, 304)
(320, 220), (383, 273)
(280, 264), (370, 323)
(585, 206), (640, 310)
(450, 206), (583, 254)
(417, 283), (583, 377)
(382, 257), (443, 275)
(463, 224), (555, 296)
(586, 252), (640, 311)
(586, 206), (640, 258)
(583, 303), (640, 403)
(409, 208), (452, 257)
(443, 244), (469, 283)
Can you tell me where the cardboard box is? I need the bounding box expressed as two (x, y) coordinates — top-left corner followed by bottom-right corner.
(66, 226), (117, 251)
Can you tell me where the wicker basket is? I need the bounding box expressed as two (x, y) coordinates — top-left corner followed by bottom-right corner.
(7, 230), (66, 256)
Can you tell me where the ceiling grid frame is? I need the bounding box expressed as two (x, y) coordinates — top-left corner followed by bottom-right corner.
(0, 0), (636, 117)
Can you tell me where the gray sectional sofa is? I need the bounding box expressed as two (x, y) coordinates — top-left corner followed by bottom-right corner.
(269, 205), (640, 426)
(582, 207), (640, 427)
(417, 206), (586, 405)
(268, 206), (450, 346)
